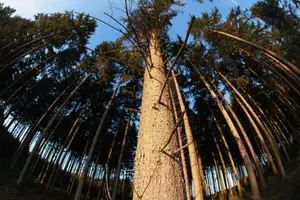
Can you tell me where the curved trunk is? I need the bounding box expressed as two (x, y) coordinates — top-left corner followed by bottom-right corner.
(212, 83), (266, 187)
(112, 111), (132, 200)
(171, 69), (203, 199)
(133, 33), (185, 200)
(219, 72), (286, 178)
(17, 74), (91, 185)
(213, 30), (300, 76)
(192, 64), (258, 199)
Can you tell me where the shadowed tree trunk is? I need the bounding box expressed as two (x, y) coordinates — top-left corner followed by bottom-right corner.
(112, 111), (132, 200)
(74, 77), (122, 200)
(17, 74), (91, 185)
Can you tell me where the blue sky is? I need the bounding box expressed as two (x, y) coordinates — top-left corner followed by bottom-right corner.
(3, 0), (257, 48)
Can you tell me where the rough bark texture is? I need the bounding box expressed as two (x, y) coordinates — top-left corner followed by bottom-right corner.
(133, 33), (185, 200)
(172, 69), (203, 200)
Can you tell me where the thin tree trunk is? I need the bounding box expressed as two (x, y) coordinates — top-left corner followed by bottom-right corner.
(17, 74), (91, 185)
(212, 30), (300, 76)
(74, 77), (122, 200)
(213, 136), (233, 195)
(192, 65), (258, 199)
(171, 69), (203, 199)
(170, 87), (192, 200)
(213, 152), (224, 194)
(219, 72), (286, 178)
(112, 111), (132, 200)
(212, 83), (266, 187)
(11, 88), (68, 170)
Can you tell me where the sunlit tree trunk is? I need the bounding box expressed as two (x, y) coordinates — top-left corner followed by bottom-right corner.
(219, 72), (286, 178)
(133, 32), (185, 200)
(192, 65), (258, 199)
(170, 87), (192, 200)
(212, 83), (266, 187)
(171, 69), (203, 199)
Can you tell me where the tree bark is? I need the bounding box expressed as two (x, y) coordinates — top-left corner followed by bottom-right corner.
(170, 87), (192, 200)
(171, 69), (203, 199)
(133, 32), (185, 200)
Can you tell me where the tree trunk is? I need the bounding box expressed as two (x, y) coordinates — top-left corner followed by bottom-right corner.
(74, 77), (122, 200)
(17, 74), (91, 185)
(219, 72), (286, 178)
(192, 65), (259, 199)
(212, 152), (224, 194)
(171, 69), (203, 199)
(170, 87), (192, 200)
(212, 83), (266, 188)
(213, 30), (300, 76)
(133, 32), (185, 200)
(11, 88), (68, 170)
(213, 136), (233, 195)
(112, 111), (132, 200)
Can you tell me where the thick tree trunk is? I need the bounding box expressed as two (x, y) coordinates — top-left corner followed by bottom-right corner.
(133, 33), (185, 200)
(17, 74), (91, 185)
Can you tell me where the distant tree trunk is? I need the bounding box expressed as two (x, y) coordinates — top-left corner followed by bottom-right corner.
(47, 107), (85, 189)
(219, 72), (286, 179)
(212, 83), (266, 188)
(74, 77), (122, 200)
(212, 115), (243, 197)
(212, 30), (300, 76)
(213, 136), (233, 195)
(192, 65), (258, 199)
(10, 88), (68, 170)
(212, 152), (224, 194)
(133, 32), (185, 200)
(85, 150), (101, 199)
(170, 87), (192, 200)
(112, 111), (132, 200)
(68, 141), (89, 196)
(17, 74), (91, 185)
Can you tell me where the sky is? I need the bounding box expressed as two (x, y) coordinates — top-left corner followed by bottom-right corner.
(2, 0), (258, 48)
